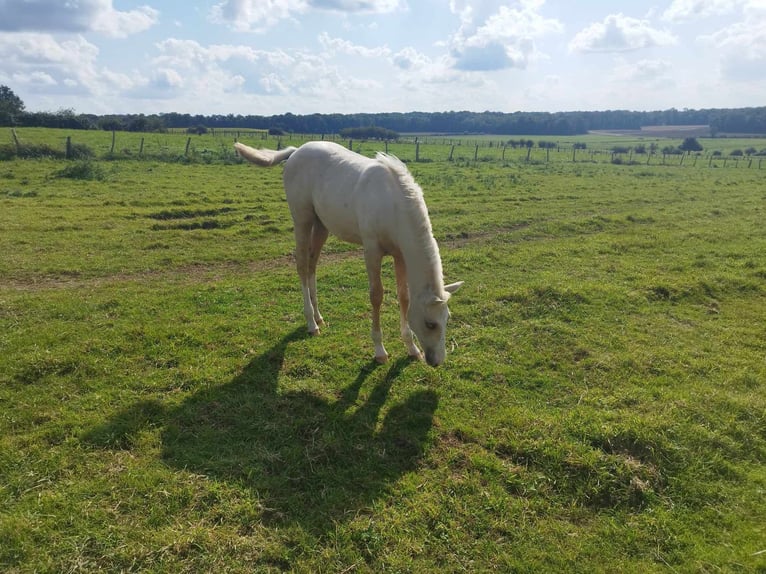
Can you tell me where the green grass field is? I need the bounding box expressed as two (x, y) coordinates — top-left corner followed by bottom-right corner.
(1, 132), (765, 572)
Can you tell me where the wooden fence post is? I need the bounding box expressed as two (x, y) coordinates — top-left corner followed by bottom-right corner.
(11, 128), (21, 153)
(449, 145), (455, 161)
(110, 130), (116, 154)
(185, 137), (192, 156)
(415, 141), (420, 162)
(139, 137), (145, 156)
(66, 136), (72, 159)
(474, 144), (479, 161)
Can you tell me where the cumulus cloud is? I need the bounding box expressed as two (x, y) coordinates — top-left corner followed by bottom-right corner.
(662, 0), (740, 21)
(0, 31), (140, 102)
(0, 0), (158, 37)
(448, 0), (563, 71)
(318, 32), (391, 57)
(569, 13), (677, 53)
(700, 6), (766, 82)
(210, 0), (403, 32)
(611, 58), (675, 88)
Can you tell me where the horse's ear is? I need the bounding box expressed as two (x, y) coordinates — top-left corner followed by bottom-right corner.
(444, 281), (464, 295)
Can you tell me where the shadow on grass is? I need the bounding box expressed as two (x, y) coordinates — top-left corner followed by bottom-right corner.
(84, 327), (437, 532)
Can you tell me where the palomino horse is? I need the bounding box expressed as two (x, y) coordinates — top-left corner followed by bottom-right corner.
(235, 141), (462, 367)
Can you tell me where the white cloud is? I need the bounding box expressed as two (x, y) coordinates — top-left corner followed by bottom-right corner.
(699, 7), (766, 82)
(610, 58), (675, 88)
(662, 0), (739, 21)
(210, 0), (403, 32)
(0, 0), (158, 37)
(569, 13), (677, 53)
(449, 0), (563, 71)
(318, 32), (391, 57)
(0, 31), (143, 106)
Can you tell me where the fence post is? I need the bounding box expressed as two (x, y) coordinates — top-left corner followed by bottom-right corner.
(348, 139), (353, 150)
(502, 145), (506, 161)
(185, 137), (192, 156)
(66, 136), (72, 159)
(572, 147), (576, 162)
(474, 144), (479, 161)
(449, 145), (455, 161)
(11, 128), (21, 153)
(139, 137), (145, 156)
(415, 141), (420, 162)
(110, 130), (116, 154)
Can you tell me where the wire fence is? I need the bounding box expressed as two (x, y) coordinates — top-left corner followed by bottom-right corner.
(4, 127), (766, 169)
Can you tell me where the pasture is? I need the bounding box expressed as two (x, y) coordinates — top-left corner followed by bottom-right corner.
(1, 132), (765, 572)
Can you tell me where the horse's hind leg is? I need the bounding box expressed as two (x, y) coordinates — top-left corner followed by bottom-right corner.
(394, 255), (422, 360)
(293, 216), (321, 335)
(364, 246), (388, 363)
(308, 218), (329, 327)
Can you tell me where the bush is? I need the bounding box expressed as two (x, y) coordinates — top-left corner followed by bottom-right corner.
(52, 161), (106, 181)
(679, 137), (703, 152)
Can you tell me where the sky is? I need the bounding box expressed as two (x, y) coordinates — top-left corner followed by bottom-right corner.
(0, 0), (765, 116)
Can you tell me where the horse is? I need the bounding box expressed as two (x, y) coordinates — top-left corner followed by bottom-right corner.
(235, 141), (462, 367)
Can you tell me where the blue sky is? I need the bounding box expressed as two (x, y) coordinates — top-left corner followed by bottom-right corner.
(1, 0), (764, 115)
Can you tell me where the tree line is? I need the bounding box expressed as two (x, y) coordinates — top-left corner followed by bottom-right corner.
(2, 85), (765, 136)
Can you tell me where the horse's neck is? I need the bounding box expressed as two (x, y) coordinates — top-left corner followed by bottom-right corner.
(397, 218), (444, 296)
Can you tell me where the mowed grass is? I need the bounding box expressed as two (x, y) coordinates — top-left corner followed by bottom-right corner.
(1, 148), (765, 572)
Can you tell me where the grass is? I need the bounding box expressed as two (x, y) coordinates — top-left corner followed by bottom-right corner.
(1, 139), (765, 572)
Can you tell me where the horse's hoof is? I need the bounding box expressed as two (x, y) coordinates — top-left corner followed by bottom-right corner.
(375, 354), (389, 364)
(408, 352), (423, 362)
(309, 328), (321, 336)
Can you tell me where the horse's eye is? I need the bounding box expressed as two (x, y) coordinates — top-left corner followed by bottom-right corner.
(425, 321), (438, 331)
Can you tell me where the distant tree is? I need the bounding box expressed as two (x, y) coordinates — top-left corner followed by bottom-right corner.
(98, 116), (126, 131)
(0, 85), (25, 125)
(679, 137), (703, 152)
(339, 126), (399, 140)
(730, 149), (744, 157)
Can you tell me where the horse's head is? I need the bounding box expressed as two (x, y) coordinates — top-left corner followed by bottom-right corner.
(409, 281), (463, 367)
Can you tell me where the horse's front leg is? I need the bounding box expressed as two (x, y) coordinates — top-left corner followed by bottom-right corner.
(394, 255), (422, 360)
(364, 247), (388, 363)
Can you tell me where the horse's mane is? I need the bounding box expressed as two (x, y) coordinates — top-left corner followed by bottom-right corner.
(375, 152), (445, 290)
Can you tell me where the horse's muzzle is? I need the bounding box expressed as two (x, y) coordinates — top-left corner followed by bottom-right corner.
(425, 350), (442, 367)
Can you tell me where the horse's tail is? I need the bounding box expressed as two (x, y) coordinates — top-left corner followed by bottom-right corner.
(234, 142), (298, 167)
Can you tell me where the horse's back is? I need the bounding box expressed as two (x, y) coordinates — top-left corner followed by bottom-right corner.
(283, 142), (395, 245)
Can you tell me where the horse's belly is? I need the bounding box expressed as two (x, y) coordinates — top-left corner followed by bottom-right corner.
(315, 201), (363, 244)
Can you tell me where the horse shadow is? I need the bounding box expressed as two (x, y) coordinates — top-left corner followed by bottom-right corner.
(84, 328), (437, 532)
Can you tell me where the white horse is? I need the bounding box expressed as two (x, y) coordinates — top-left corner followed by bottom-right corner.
(235, 141), (462, 367)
